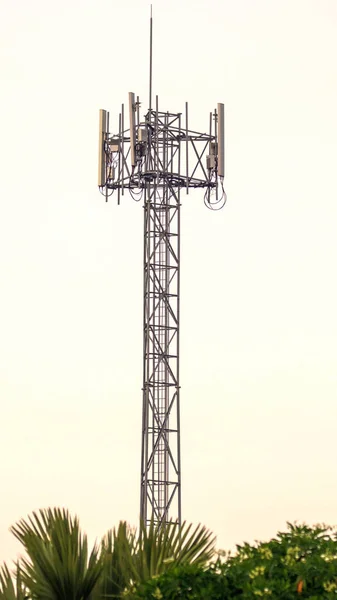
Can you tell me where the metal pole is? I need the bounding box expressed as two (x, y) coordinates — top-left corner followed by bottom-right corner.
(149, 6), (153, 114)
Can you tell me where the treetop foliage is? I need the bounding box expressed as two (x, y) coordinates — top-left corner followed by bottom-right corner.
(1, 510), (337, 599)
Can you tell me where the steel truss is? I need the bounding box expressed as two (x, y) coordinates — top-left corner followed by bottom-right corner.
(98, 97), (225, 527)
(140, 108), (182, 527)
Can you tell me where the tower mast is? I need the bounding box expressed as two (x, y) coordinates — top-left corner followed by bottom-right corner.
(98, 12), (226, 527)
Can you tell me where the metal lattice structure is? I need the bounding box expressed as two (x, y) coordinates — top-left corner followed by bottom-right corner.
(98, 13), (226, 528)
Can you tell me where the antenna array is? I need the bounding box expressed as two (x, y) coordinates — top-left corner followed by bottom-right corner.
(98, 98), (226, 210)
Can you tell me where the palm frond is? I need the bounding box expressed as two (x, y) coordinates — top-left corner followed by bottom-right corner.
(9, 508), (215, 600)
(10, 508), (102, 600)
(0, 563), (27, 600)
(96, 522), (138, 600)
(106, 518), (216, 593)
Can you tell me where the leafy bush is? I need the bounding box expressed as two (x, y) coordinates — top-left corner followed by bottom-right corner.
(128, 563), (227, 600)
(129, 523), (337, 599)
(221, 522), (337, 599)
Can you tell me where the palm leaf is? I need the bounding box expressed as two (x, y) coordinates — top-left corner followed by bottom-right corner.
(10, 508), (102, 600)
(0, 563), (27, 600)
(96, 523), (138, 600)
(109, 518), (216, 592)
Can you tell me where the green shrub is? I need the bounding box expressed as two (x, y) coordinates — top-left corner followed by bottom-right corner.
(128, 563), (227, 600)
(221, 522), (337, 599)
(129, 523), (337, 599)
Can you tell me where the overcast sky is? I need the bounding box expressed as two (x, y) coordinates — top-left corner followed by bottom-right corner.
(0, 0), (336, 563)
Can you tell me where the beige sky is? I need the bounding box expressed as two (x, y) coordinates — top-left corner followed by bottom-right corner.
(0, 0), (336, 563)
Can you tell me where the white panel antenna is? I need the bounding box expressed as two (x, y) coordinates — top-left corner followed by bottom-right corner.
(129, 92), (136, 167)
(217, 103), (225, 178)
(98, 109), (108, 186)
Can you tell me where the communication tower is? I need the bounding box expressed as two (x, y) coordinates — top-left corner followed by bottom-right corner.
(98, 10), (226, 528)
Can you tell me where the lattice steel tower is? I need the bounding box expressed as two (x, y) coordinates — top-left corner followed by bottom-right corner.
(98, 11), (226, 528)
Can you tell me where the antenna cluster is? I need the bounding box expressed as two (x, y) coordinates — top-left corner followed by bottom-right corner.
(98, 95), (226, 209)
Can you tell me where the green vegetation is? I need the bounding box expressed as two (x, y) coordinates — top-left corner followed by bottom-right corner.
(135, 522), (337, 599)
(1, 510), (337, 599)
(129, 563), (226, 600)
(1, 508), (214, 600)
(0, 563), (26, 600)
(222, 521), (337, 598)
